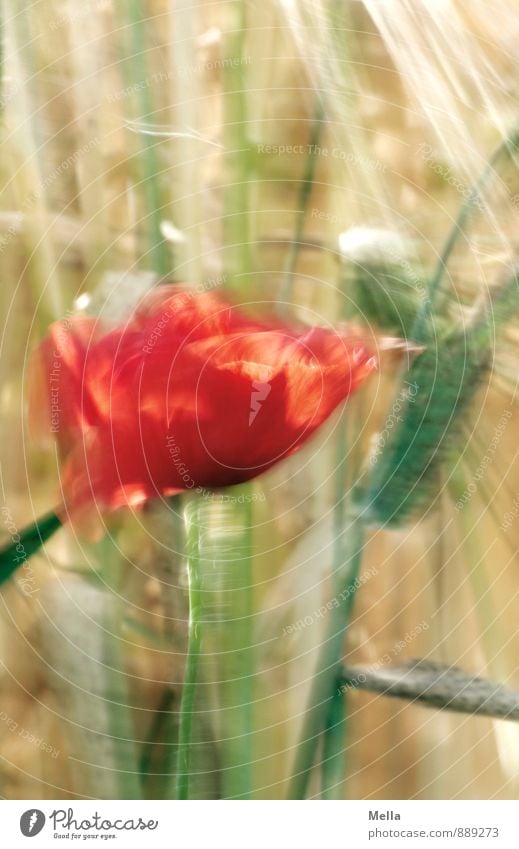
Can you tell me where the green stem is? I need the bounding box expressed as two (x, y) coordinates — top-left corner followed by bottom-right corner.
(223, 0), (251, 292)
(318, 285), (361, 800)
(279, 98), (325, 309)
(217, 492), (254, 799)
(287, 512), (365, 799)
(321, 683), (347, 800)
(176, 503), (204, 800)
(320, 415), (351, 799)
(175, 492), (254, 799)
(120, 0), (170, 277)
(220, 5), (255, 793)
(413, 127), (519, 340)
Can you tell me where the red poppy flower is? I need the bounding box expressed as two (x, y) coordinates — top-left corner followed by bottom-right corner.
(29, 287), (376, 529)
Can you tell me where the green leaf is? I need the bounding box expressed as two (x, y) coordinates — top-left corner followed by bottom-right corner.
(0, 510), (61, 585)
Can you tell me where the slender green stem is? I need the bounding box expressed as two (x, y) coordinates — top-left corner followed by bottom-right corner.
(412, 127), (519, 340)
(287, 513), (365, 799)
(319, 412), (351, 799)
(279, 98), (325, 309)
(319, 287), (361, 799)
(176, 505), (204, 800)
(223, 0), (251, 292)
(321, 683), (348, 799)
(220, 1), (255, 795)
(120, 0), (170, 277)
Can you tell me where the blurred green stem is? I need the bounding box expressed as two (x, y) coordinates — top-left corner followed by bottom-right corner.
(320, 413), (352, 799)
(223, 0), (251, 291)
(413, 126), (519, 339)
(321, 683), (348, 799)
(218, 494), (254, 798)
(120, 0), (170, 276)
(176, 492), (254, 799)
(319, 288), (362, 799)
(221, 0), (254, 796)
(176, 502), (204, 800)
(279, 98), (325, 309)
(288, 512), (365, 799)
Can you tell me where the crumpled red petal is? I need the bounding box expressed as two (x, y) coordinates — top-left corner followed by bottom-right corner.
(29, 287), (377, 532)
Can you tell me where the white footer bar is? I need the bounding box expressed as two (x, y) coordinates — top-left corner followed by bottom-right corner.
(3, 800), (518, 848)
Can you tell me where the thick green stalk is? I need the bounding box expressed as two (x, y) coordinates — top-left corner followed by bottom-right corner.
(217, 494), (254, 798)
(175, 492), (254, 799)
(287, 512), (365, 799)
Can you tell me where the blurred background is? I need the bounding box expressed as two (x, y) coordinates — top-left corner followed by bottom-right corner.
(0, 0), (518, 799)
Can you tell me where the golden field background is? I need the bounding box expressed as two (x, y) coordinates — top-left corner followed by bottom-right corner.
(0, 0), (518, 799)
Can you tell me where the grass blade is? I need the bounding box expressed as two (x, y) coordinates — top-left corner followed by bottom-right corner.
(0, 510), (61, 585)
